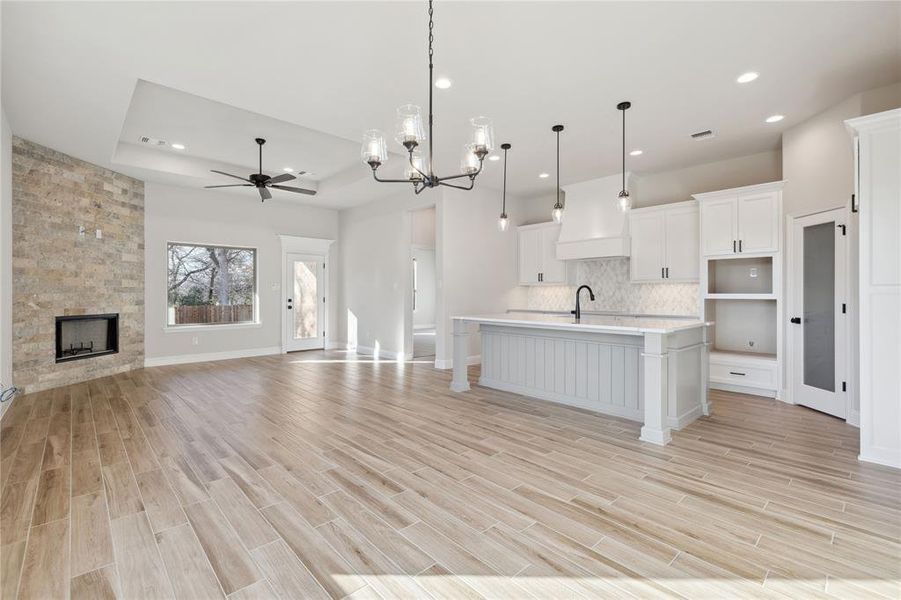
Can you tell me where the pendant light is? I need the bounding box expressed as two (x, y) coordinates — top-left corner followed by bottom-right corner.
(498, 143), (511, 232)
(617, 101), (632, 212)
(361, 0), (494, 194)
(551, 124), (564, 223)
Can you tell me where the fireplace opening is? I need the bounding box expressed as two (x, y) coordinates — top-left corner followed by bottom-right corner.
(55, 314), (119, 363)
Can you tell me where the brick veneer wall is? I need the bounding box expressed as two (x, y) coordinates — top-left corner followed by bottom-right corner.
(11, 138), (144, 392)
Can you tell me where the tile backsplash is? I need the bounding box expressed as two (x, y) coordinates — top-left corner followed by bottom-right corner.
(525, 258), (699, 316)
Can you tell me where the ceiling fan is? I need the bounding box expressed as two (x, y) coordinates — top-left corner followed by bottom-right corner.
(205, 138), (316, 202)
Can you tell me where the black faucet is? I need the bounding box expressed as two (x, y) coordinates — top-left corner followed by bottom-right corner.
(572, 285), (595, 321)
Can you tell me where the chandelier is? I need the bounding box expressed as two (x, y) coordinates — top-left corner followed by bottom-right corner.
(361, 0), (494, 194)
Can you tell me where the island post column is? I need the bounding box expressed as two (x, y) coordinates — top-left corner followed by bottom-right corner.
(450, 318), (471, 392)
(640, 332), (672, 445)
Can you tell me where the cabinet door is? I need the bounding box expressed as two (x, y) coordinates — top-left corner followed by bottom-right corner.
(629, 211), (665, 282)
(517, 228), (542, 285)
(738, 191), (779, 253)
(701, 197), (738, 256)
(540, 224), (567, 283)
(665, 205), (700, 281)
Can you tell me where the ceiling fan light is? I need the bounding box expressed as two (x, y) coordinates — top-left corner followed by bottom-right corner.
(395, 104), (426, 146)
(362, 129), (388, 166)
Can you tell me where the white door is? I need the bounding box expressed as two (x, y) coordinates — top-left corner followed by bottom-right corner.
(738, 191), (779, 253)
(540, 224), (566, 283)
(664, 206), (700, 281)
(518, 228), (541, 285)
(285, 253), (325, 352)
(630, 211), (665, 281)
(701, 197), (738, 256)
(791, 209), (847, 418)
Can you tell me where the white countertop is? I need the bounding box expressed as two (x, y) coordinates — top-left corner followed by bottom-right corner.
(453, 313), (710, 334)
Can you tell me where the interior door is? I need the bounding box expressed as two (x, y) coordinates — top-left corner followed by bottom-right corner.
(630, 211), (665, 281)
(701, 196), (738, 256)
(791, 209), (847, 418)
(664, 206), (700, 281)
(738, 191), (779, 253)
(285, 253), (325, 352)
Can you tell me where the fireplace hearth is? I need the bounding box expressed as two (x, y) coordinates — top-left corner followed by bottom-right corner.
(55, 314), (119, 363)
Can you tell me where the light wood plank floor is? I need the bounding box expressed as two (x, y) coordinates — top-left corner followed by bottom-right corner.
(1, 351), (899, 599)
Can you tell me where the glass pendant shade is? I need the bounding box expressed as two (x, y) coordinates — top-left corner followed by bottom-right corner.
(361, 130), (388, 165)
(461, 144), (480, 175)
(497, 213), (509, 232)
(405, 152), (425, 181)
(470, 117), (495, 155)
(395, 104), (426, 145)
(552, 204), (564, 224)
(618, 190), (632, 212)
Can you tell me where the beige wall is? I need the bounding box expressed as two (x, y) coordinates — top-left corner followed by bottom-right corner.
(11, 138), (145, 393)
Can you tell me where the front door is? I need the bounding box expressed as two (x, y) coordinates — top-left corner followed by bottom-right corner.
(285, 253), (325, 352)
(790, 209), (847, 418)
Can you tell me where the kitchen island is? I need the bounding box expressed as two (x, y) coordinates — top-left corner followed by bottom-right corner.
(451, 313), (712, 445)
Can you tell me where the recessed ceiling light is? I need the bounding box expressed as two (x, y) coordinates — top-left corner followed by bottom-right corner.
(283, 167), (294, 172)
(736, 72), (759, 84)
(539, 173), (549, 179)
(765, 114), (784, 123)
(435, 77), (452, 89)
(630, 149), (643, 156)
(170, 143), (185, 150)
(488, 155), (500, 161)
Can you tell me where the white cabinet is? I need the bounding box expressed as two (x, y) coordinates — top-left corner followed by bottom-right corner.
(696, 182), (782, 256)
(518, 222), (568, 285)
(629, 201), (699, 282)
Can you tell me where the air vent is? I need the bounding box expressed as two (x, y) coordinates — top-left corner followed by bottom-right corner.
(691, 130), (715, 140)
(139, 136), (167, 146)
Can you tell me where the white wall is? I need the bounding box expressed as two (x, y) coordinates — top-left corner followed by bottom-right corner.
(0, 107), (13, 418)
(144, 183), (338, 363)
(412, 248), (436, 328)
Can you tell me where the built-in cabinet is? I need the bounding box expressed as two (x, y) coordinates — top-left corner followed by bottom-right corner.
(700, 185), (781, 256)
(629, 200), (699, 282)
(846, 109), (900, 468)
(695, 181), (784, 398)
(518, 222), (569, 285)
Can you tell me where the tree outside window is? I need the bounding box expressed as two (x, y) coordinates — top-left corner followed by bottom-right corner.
(167, 243), (256, 326)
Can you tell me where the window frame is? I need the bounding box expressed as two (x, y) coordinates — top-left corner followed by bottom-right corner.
(165, 241), (260, 330)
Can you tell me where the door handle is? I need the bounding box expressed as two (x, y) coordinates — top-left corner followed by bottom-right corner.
(790, 317), (801, 324)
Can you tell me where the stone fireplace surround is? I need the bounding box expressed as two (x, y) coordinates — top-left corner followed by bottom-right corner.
(11, 138), (144, 393)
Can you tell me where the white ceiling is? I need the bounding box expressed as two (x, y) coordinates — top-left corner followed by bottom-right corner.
(2, 1), (899, 208)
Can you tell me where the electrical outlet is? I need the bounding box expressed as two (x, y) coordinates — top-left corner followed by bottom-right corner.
(749, 267), (758, 278)
(192, 336), (199, 346)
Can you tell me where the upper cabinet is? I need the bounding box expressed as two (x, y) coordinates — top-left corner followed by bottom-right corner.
(695, 181), (783, 257)
(629, 201), (699, 282)
(518, 222), (570, 285)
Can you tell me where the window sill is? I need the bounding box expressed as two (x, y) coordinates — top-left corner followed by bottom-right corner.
(162, 322), (262, 334)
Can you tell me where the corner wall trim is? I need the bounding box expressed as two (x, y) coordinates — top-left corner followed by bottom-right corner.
(144, 346), (280, 368)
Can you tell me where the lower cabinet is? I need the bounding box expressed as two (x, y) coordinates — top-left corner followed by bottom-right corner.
(708, 351), (778, 396)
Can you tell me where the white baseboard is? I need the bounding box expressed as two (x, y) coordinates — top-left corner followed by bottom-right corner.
(668, 404), (704, 430)
(144, 346), (281, 368)
(859, 446), (901, 470)
(353, 345), (409, 362)
(710, 381), (777, 398)
(434, 354), (481, 370)
(847, 408), (860, 428)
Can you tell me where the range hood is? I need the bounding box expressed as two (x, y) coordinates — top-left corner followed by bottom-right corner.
(555, 173), (633, 260)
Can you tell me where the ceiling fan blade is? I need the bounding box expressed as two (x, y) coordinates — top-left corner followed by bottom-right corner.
(267, 173), (296, 185)
(271, 184), (317, 196)
(204, 184), (253, 189)
(259, 187), (272, 201)
(210, 169), (250, 182)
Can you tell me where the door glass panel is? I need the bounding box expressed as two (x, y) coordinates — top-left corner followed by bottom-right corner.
(293, 261), (319, 340)
(803, 222), (835, 392)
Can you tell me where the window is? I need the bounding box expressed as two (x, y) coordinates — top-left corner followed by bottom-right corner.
(167, 243), (257, 326)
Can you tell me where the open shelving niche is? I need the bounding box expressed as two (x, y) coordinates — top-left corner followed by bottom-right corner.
(701, 252), (782, 398)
